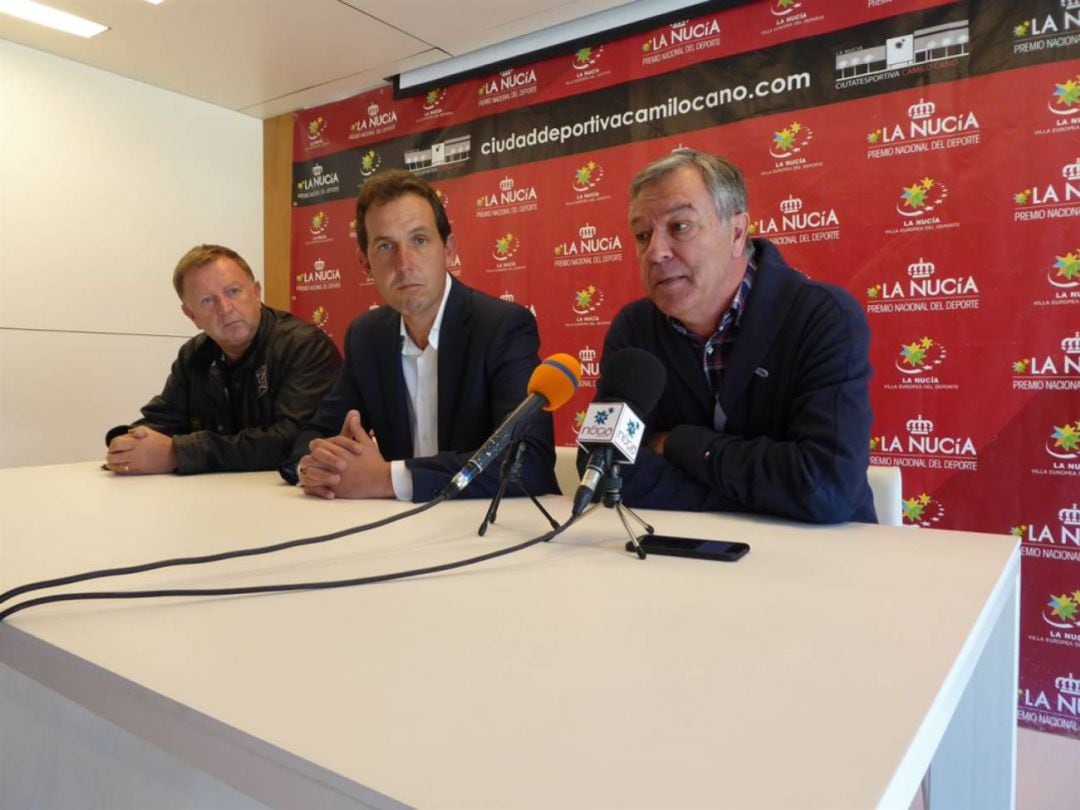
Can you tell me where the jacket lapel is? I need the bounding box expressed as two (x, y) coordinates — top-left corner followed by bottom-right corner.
(656, 315), (713, 421)
(437, 278), (468, 447)
(719, 256), (799, 417)
(374, 307), (413, 457)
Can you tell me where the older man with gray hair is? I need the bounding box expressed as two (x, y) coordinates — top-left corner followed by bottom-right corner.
(598, 148), (876, 523)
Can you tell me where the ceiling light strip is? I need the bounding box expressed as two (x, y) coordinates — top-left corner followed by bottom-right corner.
(0, 0), (109, 38)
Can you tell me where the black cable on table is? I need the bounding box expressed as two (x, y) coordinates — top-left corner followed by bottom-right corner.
(0, 515), (580, 623)
(0, 494), (448, 605)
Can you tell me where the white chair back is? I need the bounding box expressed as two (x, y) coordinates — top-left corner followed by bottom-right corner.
(867, 465), (903, 526)
(554, 446), (580, 496)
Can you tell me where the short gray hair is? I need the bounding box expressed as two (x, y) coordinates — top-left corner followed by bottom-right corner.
(630, 147), (749, 225)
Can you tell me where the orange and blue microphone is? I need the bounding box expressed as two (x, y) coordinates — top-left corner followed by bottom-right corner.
(442, 353), (581, 498)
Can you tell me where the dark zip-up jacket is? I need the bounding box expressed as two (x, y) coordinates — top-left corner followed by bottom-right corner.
(599, 239), (876, 524)
(106, 307), (341, 474)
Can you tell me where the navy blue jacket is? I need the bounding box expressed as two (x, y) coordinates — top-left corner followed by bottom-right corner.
(288, 277), (557, 501)
(601, 239), (876, 524)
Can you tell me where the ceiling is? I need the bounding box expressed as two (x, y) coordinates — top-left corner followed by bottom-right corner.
(0, 0), (651, 119)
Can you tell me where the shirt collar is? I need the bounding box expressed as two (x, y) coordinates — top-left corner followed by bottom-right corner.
(668, 255), (757, 341)
(400, 275), (452, 355)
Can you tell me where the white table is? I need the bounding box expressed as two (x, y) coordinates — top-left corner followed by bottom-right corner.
(0, 463), (1018, 809)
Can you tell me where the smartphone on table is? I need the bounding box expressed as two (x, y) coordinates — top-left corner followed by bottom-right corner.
(627, 534), (750, 561)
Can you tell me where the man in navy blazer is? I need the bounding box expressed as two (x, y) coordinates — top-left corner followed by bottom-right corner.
(603, 149), (875, 523)
(285, 170), (556, 502)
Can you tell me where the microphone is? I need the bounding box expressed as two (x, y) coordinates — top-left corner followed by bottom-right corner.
(571, 348), (666, 516)
(442, 353), (582, 498)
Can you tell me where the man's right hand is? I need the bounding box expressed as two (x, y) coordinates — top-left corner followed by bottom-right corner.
(105, 427), (178, 475)
(299, 410), (394, 500)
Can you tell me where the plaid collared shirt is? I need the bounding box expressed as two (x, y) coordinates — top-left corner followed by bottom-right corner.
(669, 257), (757, 400)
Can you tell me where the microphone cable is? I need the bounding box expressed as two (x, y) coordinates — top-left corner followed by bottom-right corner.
(1, 351), (587, 619)
(0, 512), (584, 623)
(0, 493), (450, 607)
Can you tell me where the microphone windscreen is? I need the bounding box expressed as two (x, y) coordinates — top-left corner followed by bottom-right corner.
(597, 348), (666, 416)
(527, 353), (582, 411)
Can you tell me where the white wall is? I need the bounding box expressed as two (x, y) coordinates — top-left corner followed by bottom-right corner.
(0, 40), (262, 468)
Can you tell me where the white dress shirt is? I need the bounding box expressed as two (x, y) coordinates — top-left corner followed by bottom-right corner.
(390, 277), (452, 500)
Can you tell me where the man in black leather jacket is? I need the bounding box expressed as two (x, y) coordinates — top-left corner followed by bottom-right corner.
(104, 245), (341, 475)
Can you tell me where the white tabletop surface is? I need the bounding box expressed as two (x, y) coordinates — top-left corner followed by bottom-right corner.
(0, 462), (1019, 809)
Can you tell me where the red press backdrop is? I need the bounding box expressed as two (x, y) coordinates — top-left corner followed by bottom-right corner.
(288, 0), (1080, 738)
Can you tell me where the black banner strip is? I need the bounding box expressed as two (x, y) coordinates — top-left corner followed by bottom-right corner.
(294, 0), (1077, 208)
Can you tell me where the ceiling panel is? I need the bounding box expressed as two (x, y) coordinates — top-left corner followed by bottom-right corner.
(0, 0), (638, 118)
(344, 0), (634, 61)
(239, 48), (445, 119)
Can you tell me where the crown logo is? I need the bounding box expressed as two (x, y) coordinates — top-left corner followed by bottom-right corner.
(499, 176), (514, 192)
(579, 345), (598, 363)
(1062, 332), (1080, 354)
(1060, 503), (1080, 525)
(579, 223), (597, 239)
(313, 258), (325, 271)
(1056, 672), (1080, 695)
(908, 99), (936, 120)
(670, 19), (688, 28)
(908, 258), (935, 279)
(1064, 159), (1080, 181)
(312, 164), (323, 177)
(499, 291), (515, 302)
(368, 102), (379, 116)
(1063, 0), (1080, 10)
(500, 68), (513, 77)
(779, 195), (803, 214)
(906, 414), (934, 435)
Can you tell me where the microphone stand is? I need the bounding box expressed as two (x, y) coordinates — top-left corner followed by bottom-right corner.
(602, 463), (653, 559)
(478, 440), (560, 536)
